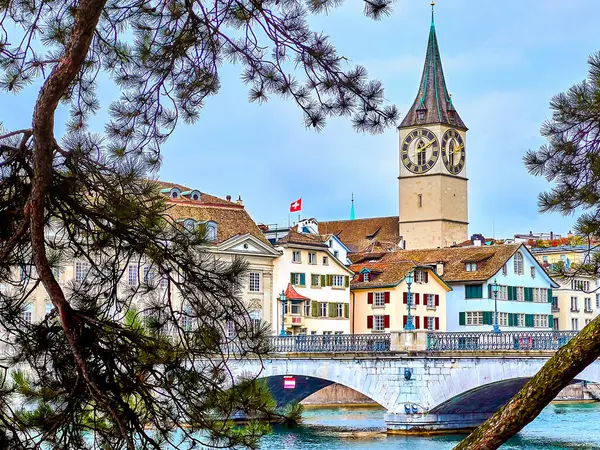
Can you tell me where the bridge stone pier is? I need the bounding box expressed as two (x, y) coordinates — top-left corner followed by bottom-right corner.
(229, 331), (600, 434)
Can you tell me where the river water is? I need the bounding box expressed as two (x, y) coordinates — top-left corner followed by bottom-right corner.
(260, 403), (600, 449)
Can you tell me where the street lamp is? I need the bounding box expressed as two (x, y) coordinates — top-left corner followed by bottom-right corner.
(279, 290), (287, 336)
(405, 270), (415, 330)
(492, 278), (501, 334)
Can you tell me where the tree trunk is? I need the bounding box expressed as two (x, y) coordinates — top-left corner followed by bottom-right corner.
(454, 320), (600, 450)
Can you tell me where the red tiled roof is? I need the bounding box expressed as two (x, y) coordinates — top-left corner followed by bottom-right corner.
(318, 216), (400, 253)
(285, 283), (309, 300)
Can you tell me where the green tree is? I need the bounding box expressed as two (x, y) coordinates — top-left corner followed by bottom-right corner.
(455, 52), (600, 450)
(0, 0), (397, 448)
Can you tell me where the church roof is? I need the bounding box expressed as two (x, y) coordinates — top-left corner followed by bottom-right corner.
(399, 7), (466, 130)
(318, 216), (400, 253)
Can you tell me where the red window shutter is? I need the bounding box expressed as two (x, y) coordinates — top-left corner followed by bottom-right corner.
(403, 292), (408, 304)
(384, 292), (391, 304)
(424, 317), (429, 329)
(435, 317), (440, 330)
(384, 315), (390, 328)
(415, 316), (421, 329)
(415, 293), (420, 305)
(367, 293), (373, 304)
(435, 294), (440, 307)
(425, 272), (429, 283)
(367, 315), (373, 329)
(403, 315), (408, 327)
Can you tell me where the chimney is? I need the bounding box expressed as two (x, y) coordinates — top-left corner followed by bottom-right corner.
(436, 261), (444, 276)
(236, 195), (243, 205)
(226, 195), (232, 202)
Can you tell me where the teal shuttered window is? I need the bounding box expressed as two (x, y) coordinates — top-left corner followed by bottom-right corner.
(465, 284), (483, 299)
(459, 312), (466, 326)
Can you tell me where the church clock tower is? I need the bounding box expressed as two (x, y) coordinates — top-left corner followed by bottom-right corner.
(398, 3), (468, 249)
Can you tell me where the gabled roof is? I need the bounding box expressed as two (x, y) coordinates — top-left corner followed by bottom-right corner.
(349, 261), (451, 291)
(285, 283), (309, 301)
(276, 229), (329, 248)
(318, 216), (400, 253)
(399, 8), (466, 130)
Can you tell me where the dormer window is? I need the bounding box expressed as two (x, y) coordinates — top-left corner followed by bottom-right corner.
(363, 273), (369, 282)
(160, 187), (181, 199)
(206, 221), (217, 241)
(183, 219), (196, 232)
(181, 190), (201, 201)
(465, 262), (477, 272)
(417, 110), (426, 121)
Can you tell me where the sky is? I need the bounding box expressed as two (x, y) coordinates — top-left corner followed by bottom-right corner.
(1, 0), (600, 239)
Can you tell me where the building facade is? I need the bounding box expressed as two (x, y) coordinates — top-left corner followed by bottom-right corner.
(397, 9), (468, 249)
(272, 229), (353, 335)
(350, 263), (450, 334)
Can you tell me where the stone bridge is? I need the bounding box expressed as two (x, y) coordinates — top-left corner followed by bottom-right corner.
(228, 331), (600, 433)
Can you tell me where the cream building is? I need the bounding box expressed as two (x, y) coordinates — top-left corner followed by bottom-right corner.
(272, 229), (353, 335)
(397, 9), (468, 249)
(350, 263), (450, 334)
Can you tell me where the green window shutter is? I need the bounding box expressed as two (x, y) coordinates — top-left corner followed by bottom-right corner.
(483, 311), (493, 325)
(321, 274), (326, 287)
(299, 273), (306, 286)
(476, 285), (483, 298)
(525, 314), (534, 327)
(459, 312), (466, 326)
(344, 304), (349, 318)
(327, 275), (333, 286)
(311, 301), (318, 317)
(488, 284), (492, 299)
(508, 313), (515, 327)
(548, 315), (554, 328)
(525, 287), (533, 302)
(290, 273), (295, 284)
(465, 286), (473, 299)
(547, 289), (553, 303)
(345, 275), (349, 287)
(328, 303), (336, 318)
(507, 286), (514, 301)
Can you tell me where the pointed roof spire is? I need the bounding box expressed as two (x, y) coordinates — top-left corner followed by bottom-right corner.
(399, 3), (467, 130)
(350, 193), (355, 220)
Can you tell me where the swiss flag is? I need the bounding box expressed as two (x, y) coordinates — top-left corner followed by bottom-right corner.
(290, 198), (302, 213)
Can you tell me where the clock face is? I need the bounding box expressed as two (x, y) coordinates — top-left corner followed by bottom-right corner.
(401, 128), (440, 174)
(441, 129), (466, 175)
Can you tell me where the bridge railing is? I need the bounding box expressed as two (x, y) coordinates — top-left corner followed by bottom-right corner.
(268, 333), (391, 353)
(426, 331), (578, 351)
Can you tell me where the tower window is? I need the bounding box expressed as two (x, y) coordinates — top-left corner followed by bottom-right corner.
(417, 111), (425, 121)
(418, 194), (423, 208)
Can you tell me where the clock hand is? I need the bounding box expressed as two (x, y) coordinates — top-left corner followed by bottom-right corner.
(418, 140), (435, 152)
(453, 144), (464, 154)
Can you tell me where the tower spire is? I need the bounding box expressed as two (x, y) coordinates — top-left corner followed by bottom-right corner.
(350, 193), (355, 220)
(399, 3), (467, 130)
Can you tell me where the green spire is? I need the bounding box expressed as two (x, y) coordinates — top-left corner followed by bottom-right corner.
(350, 193), (355, 220)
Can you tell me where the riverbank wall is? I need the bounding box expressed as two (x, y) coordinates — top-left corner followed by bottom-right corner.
(300, 382), (600, 406)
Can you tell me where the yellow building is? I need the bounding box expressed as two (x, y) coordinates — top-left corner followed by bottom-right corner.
(350, 262), (451, 333)
(397, 9), (468, 249)
(272, 229), (354, 335)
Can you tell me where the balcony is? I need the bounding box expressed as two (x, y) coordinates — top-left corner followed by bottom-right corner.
(285, 315), (305, 327)
(551, 306), (560, 313)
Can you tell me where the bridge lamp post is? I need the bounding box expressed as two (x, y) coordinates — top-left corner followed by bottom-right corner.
(279, 290), (287, 336)
(492, 278), (501, 334)
(405, 270), (415, 331)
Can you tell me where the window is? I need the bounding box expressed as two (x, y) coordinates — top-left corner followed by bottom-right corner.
(75, 261), (91, 283)
(143, 266), (155, 284)
(159, 273), (169, 288)
(465, 262), (477, 272)
(498, 312), (508, 327)
(291, 273), (305, 286)
(415, 270), (427, 284)
(373, 315), (385, 331)
(22, 303), (33, 323)
(19, 266), (31, 282)
(334, 331), (343, 335)
(183, 219), (196, 232)
(45, 303), (53, 316)
(283, 301), (289, 315)
(226, 320), (235, 337)
(319, 302), (327, 317)
(418, 194), (423, 208)
(553, 318), (559, 330)
(597, 294), (600, 309)
(51, 266), (61, 282)
(417, 110), (425, 121)
(516, 313), (525, 327)
(206, 222), (217, 241)
(333, 250), (339, 259)
(534, 314), (546, 328)
(322, 256), (329, 265)
(497, 285), (508, 300)
(516, 287), (524, 302)
(533, 288), (547, 303)
(308, 252), (316, 264)
(465, 284), (483, 299)
(128, 265), (138, 286)
(466, 312), (483, 325)
(374, 292), (385, 308)
(502, 264), (507, 276)
(292, 251), (301, 263)
(585, 297), (592, 312)
(304, 302), (311, 316)
(543, 255), (549, 263)
(249, 310), (261, 330)
(530, 266), (536, 278)
(311, 274), (320, 287)
(426, 294), (435, 308)
(552, 296), (559, 311)
(337, 303), (344, 318)
(291, 301), (301, 315)
(571, 318), (579, 331)
(571, 296), (579, 312)
(427, 317), (435, 331)
(181, 310), (193, 331)
(249, 272), (260, 292)
(332, 275), (344, 287)
(514, 252), (524, 275)
(363, 272), (369, 282)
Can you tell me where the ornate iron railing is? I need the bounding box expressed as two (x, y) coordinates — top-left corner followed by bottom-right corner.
(427, 331), (578, 352)
(268, 333), (391, 353)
